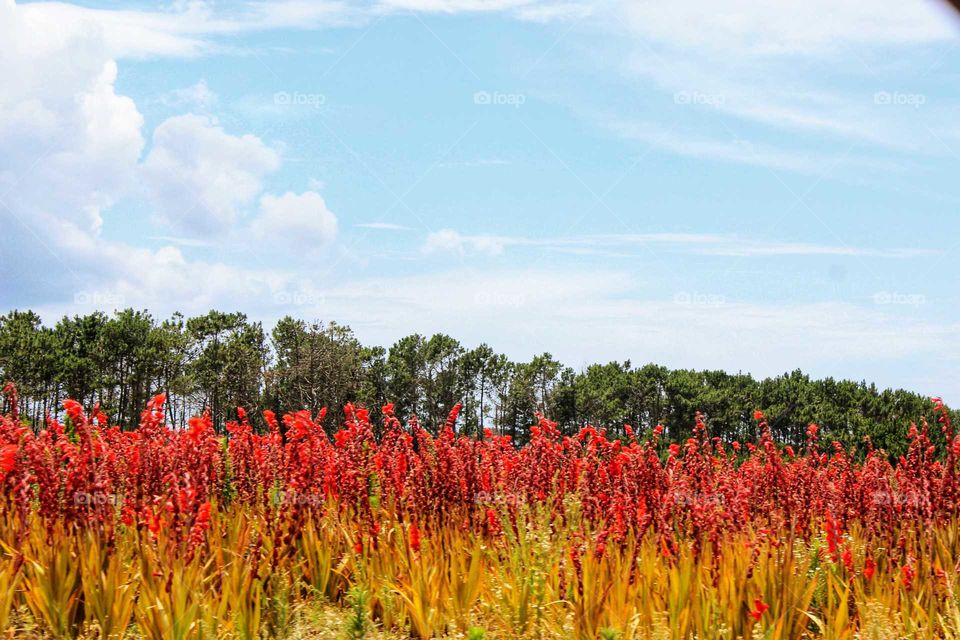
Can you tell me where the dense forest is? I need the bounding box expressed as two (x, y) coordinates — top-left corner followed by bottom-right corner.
(0, 309), (950, 457)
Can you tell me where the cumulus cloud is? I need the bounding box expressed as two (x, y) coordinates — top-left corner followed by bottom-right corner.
(0, 0), (148, 305)
(0, 1), (144, 233)
(0, 0), (295, 311)
(251, 191), (338, 249)
(141, 114), (281, 236)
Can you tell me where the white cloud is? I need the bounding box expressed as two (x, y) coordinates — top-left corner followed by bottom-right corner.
(0, 1), (144, 233)
(13, 1), (218, 59)
(424, 229), (506, 256)
(153, 80), (218, 111)
(3, 0), (957, 407)
(560, 0), (960, 172)
(23, 0), (949, 180)
(251, 191), (338, 249)
(24, 258), (960, 402)
(420, 230), (931, 259)
(0, 0), (306, 312)
(374, 0), (586, 18)
(614, 0), (953, 57)
(355, 222), (413, 230)
(514, 2), (592, 22)
(141, 114), (281, 236)
(296, 266), (960, 400)
(147, 235), (215, 248)
(608, 121), (845, 175)
(10, 0), (579, 62)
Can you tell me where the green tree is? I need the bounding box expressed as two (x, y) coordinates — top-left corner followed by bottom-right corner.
(186, 311), (267, 432)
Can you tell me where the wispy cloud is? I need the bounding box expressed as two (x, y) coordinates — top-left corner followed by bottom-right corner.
(572, 0), (960, 173)
(16, 0), (581, 59)
(305, 267), (960, 400)
(423, 229), (507, 256)
(437, 158), (511, 168)
(607, 121), (869, 175)
(421, 230), (934, 259)
(355, 222), (414, 230)
(147, 235), (215, 248)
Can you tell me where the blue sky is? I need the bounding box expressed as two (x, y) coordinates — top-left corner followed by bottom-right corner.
(2, 0), (959, 401)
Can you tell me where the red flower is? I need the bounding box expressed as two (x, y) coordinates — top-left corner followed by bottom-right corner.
(0, 444), (17, 475)
(409, 522), (421, 552)
(864, 556), (876, 581)
(749, 597), (769, 621)
(902, 564), (915, 590)
(189, 502), (212, 546)
(63, 399), (84, 423)
(486, 508), (499, 533)
(146, 509), (161, 535)
(195, 502), (211, 527)
(753, 410), (764, 421)
(825, 512), (839, 559)
(842, 548), (853, 571)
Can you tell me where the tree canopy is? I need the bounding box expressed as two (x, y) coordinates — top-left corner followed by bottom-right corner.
(0, 308), (949, 458)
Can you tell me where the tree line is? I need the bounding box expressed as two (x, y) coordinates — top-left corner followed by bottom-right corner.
(0, 308), (950, 457)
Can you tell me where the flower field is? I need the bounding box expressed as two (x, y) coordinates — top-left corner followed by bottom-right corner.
(1, 386), (960, 639)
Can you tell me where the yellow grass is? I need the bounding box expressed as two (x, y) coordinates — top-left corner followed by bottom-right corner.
(1, 502), (958, 639)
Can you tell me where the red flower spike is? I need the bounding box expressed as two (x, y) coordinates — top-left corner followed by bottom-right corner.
(409, 522), (421, 552)
(864, 556), (876, 581)
(749, 597), (769, 621)
(0, 444), (17, 475)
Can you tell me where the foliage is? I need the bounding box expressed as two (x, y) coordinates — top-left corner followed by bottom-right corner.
(0, 309), (952, 457)
(0, 391), (959, 637)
